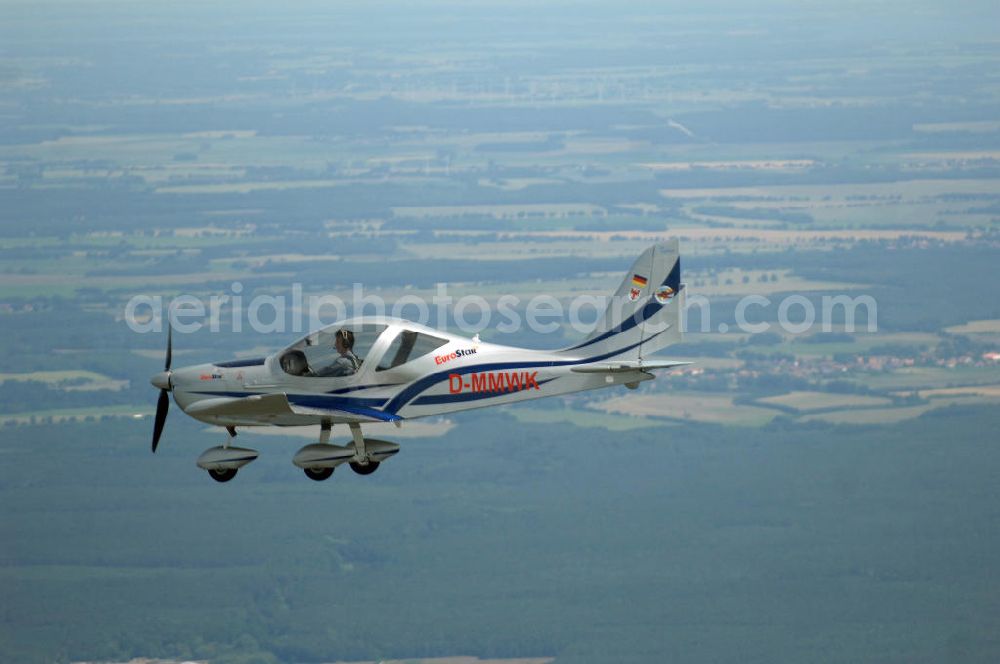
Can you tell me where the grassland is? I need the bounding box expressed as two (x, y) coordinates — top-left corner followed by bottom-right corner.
(790, 331), (942, 354)
(0, 370), (115, 385)
(848, 366), (1000, 391)
(799, 405), (937, 424)
(0, 404), (149, 426)
(911, 384), (1000, 399)
(794, 392), (1000, 424)
(510, 405), (666, 431)
(757, 391), (892, 411)
(661, 178), (1000, 229)
(593, 392), (782, 427)
(946, 319), (1000, 336)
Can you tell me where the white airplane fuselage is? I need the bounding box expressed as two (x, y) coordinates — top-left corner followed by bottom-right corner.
(167, 318), (659, 428)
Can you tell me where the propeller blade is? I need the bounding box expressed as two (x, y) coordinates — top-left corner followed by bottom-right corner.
(164, 323), (172, 371)
(152, 388), (169, 453)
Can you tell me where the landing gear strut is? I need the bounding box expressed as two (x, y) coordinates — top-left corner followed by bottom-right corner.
(348, 422), (379, 476)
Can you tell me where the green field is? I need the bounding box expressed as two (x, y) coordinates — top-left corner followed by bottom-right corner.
(510, 405), (666, 431)
(595, 392), (783, 427)
(757, 391), (892, 412)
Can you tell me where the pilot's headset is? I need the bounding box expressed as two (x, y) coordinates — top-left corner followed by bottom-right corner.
(336, 328), (355, 351)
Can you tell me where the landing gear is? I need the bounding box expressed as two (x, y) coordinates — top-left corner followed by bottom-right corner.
(194, 422), (402, 482)
(304, 466), (334, 481)
(293, 422), (348, 482)
(291, 422), (399, 481)
(196, 428), (258, 483)
(208, 468), (238, 483)
(349, 460), (380, 475)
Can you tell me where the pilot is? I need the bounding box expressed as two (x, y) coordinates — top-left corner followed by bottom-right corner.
(320, 328), (361, 377)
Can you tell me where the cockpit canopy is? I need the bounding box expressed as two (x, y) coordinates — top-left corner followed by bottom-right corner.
(278, 321), (449, 379)
(376, 329), (449, 371)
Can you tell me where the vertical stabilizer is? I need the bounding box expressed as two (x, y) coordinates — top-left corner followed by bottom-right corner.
(561, 240), (683, 360)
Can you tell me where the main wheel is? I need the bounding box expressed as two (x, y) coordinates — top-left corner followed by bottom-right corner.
(208, 468), (238, 483)
(349, 460), (380, 476)
(304, 467), (334, 482)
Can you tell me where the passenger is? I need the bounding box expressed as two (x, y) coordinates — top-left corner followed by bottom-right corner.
(280, 350), (311, 376)
(318, 328), (361, 377)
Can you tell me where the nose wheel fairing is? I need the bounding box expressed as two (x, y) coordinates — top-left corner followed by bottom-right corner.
(195, 446), (260, 471)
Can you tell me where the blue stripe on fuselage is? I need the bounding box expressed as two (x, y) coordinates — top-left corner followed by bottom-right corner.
(326, 383), (401, 395)
(285, 394), (399, 420)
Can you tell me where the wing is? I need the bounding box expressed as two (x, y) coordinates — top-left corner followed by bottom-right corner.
(570, 359), (692, 374)
(185, 392), (400, 424)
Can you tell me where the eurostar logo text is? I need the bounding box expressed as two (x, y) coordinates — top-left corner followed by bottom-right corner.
(448, 371), (541, 394)
(434, 347), (478, 365)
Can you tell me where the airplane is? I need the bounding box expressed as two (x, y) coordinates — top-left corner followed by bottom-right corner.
(149, 240), (688, 482)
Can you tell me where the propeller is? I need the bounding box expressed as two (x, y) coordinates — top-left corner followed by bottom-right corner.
(151, 324), (172, 453)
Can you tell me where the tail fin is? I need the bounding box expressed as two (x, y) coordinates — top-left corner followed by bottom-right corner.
(561, 240), (684, 360)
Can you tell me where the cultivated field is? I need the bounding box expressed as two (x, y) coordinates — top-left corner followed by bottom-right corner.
(757, 391), (891, 412)
(593, 392), (782, 426)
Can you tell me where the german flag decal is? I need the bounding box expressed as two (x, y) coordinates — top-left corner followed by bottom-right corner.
(631, 274), (648, 288)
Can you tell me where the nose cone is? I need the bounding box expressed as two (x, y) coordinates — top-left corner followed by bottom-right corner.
(150, 371), (172, 390)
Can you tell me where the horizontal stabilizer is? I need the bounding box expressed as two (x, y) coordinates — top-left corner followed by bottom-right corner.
(571, 360), (692, 374)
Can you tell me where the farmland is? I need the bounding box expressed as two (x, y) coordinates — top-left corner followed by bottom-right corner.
(1, 1), (999, 663)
